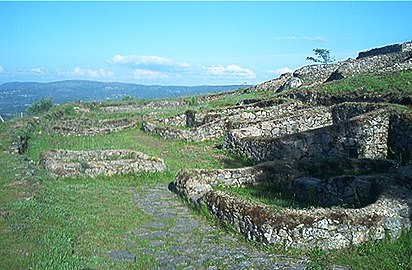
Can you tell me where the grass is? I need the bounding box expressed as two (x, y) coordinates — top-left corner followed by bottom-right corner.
(197, 90), (277, 110)
(312, 70), (412, 95)
(26, 126), (232, 174)
(216, 183), (309, 211)
(0, 136), (160, 269)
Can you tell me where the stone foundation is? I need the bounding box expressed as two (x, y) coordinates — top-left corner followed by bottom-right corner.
(48, 118), (138, 136)
(174, 159), (411, 249)
(41, 149), (165, 178)
(225, 104), (412, 164)
(96, 99), (188, 113)
(142, 101), (306, 142)
(224, 101), (407, 163)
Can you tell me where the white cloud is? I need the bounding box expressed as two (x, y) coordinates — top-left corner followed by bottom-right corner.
(267, 67), (292, 75)
(276, 36), (326, 42)
(205, 64), (256, 79)
(0, 65), (4, 73)
(70, 66), (114, 79)
(132, 69), (169, 80)
(30, 67), (48, 75)
(302, 36), (326, 42)
(110, 55), (173, 66)
(109, 54), (191, 74)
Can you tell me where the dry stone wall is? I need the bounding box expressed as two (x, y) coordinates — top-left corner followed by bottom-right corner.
(247, 40), (412, 92)
(174, 160), (411, 249)
(48, 118), (137, 136)
(228, 106), (333, 139)
(245, 73), (292, 92)
(97, 100), (188, 113)
(142, 101), (307, 142)
(357, 41), (412, 59)
(41, 149), (165, 178)
(327, 51), (412, 82)
(293, 63), (342, 87)
(388, 111), (412, 164)
(225, 109), (391, 163)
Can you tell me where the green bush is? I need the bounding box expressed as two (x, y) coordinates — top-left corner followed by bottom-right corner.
(27, 97), (54, 116)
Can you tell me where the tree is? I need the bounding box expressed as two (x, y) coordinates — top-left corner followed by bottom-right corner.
(27, 97), (54, 115)
(306, 48), (336, 64)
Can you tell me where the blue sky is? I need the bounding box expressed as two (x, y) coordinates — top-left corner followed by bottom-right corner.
(1, 1), (411, 85)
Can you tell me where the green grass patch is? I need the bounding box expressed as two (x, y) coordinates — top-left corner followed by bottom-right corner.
(26, 125), (244, 174)
(315, 70), (412, 95)
(216, 183), (309, 211)
(198, 90), (277, 109)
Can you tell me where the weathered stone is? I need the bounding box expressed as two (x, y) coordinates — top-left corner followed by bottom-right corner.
(47, 117), (137, 136)
(41, 149), (165, 178)
(279, 77), (303, 91)
(108, 250), (136, 262)
(173, 160), (412, 250)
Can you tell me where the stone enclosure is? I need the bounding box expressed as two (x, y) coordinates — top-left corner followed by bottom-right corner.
(41, 149), (165, 178)
(223, 103), (410, 163)
(45, 117), (138, 137)
(174, 159), (412, 249)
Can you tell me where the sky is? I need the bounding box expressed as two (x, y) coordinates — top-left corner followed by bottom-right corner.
(1, 1), (411, 86)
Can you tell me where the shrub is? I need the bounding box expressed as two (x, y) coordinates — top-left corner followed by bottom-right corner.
(27, 98), (54, 116)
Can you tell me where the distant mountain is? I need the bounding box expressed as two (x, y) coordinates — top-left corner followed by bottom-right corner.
(0, 80), (247, 120)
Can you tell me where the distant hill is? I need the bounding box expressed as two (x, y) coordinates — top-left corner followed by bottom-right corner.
(0, 80), (246, 119)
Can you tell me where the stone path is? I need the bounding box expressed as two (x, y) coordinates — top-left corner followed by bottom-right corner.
(123, 184), (307, 269)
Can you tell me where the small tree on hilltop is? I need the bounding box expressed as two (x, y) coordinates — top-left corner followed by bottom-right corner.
(306, 48), (336, 64)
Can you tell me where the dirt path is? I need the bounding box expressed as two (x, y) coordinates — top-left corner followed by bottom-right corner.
(127, 184), (307, 269)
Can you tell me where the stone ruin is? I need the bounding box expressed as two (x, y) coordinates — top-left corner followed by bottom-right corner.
(289, 40), (412, 89)
(40, 149), (165, 178)
(42, 116), (138, 137)
(95, 99), (188, 113)
(172, 101), (412, 249)
(169, 40), (412, 249)
(142, 99), (307, 142)
(224, 103), (412, 163)
(174, 159), (411, 249)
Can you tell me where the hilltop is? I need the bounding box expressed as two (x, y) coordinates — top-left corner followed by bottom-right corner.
(1, 40), (411, 270)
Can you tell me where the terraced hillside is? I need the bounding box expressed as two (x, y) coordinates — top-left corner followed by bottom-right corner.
(1, 41), (412, 270)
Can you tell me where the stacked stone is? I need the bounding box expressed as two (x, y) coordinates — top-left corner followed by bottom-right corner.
(174, 160), (411, 250)
(227, 106), (333, 139)
(292, 63), (342, 87)
(225, 106), (391, 163)
(98, 99), (187, 113)
(49, 118), (137, 136)
(245, 73), (292, 92)
(388, 112), (412, 163)
(142, 101), (307, 142)
(41, 149), (165, 178)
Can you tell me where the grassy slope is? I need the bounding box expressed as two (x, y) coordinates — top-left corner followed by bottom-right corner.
(0, 70), (411, 270)
(309, 70), (412, 95)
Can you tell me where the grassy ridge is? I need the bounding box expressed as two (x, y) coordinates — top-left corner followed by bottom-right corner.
(314, 70), (412, 94)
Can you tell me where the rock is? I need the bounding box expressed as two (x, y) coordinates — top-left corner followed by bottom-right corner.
(293, 177), (321, 204)
(108, 250), (136, 262)
(279, 77), (303, 91)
